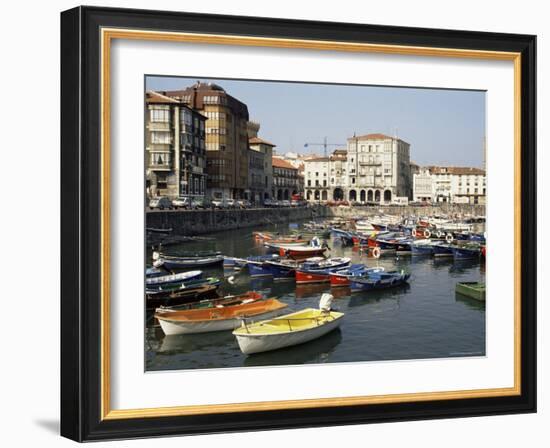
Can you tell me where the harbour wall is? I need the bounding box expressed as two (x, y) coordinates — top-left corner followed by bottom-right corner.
(325, 203), (486, 218)
(146, 205), (330, 236)
(146, 203), (485, 236)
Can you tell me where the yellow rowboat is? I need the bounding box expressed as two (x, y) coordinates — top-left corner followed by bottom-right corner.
(155, 298), (288, 335)
(233, 294), (344, 355)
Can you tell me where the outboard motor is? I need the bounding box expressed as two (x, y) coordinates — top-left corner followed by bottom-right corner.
(319, 293), (334, 313)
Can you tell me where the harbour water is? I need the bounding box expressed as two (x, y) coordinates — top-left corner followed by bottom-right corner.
(145, 221), (485, 371)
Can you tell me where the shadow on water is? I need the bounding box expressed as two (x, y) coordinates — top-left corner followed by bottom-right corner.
(243, 328), (343, 367)
(449, 259), (481, 274)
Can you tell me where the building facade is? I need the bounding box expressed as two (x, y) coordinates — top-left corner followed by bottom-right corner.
(160, 82), (250, 200)
(272, 157), (301, 200)
(413, 166), (486, 204)
(145, 91), (206, 199)
(304, 157), (330, 202)
(345, 133), (411, 204)
(248, 136), (275, 203)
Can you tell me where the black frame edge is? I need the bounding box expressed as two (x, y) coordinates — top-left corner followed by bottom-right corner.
(60, 5), (537, 442)
(60, 6), (83, 442)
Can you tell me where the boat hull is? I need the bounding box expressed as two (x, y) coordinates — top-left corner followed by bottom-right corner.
(157, 308), (285, 335)
(295, 270), (330, 284)
(234, 311), (344, 355)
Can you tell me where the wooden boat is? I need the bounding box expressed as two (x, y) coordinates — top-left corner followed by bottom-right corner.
(156, 291), (263, 312)
(146, 227), (173, 234)
(153, 251), (224, 269)
(295, 258), (352, 284)
(451, 244), (481, 260)
(263, 259), (299, 279)
(279, 245), (327, 259)
(329, 266), (385, 287)
(350, 270), (410, 292)
(155, 297), (288, 335)
(145, 270), (202, 287)
(410, 240), (437, 256)
(431, 243), (455, 257)
(355, 220), (375, 232)
(233, 294), (344, 355)
(146, 284), (219, 310)
(264, 240), (309, 251)
(146, 276), (221, 295)
(252, 231), (279, 241)
(456, 282), (486, 301)
(224, 254), (280, 270)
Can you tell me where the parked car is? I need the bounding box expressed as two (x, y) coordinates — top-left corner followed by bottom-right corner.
(226, 198), (237, 208)
(280, 200), (291, 207)
(192, 197), (213, 209)
(171, 197), (192, 209)
(237, 199), (251, 208)
(149, 196), (173, 210)
(212, 198), (230, 209)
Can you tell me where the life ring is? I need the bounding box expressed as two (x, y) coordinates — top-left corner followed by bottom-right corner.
(412, 228), (417, 237)
(446, 233), (454, 243)
(424, 229), (431, 239)
(372, 247), (381, 259)
(436, 230), (443, 238)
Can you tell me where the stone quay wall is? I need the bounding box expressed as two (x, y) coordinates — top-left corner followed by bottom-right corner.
(146, 205), (330, 236)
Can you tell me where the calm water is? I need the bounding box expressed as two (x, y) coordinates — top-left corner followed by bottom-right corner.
(145, 222), (485, 371)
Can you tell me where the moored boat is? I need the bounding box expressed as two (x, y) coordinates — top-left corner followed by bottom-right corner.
(156, 291), (263, 312)
(152, 251), (224, 269)
(145, 270), (203, 287)
(146, 276), (220, 295)
(233, 294), (344, 355)
(451, 244), (481, 260)
(432, 243), (455, 257)
(349, 270), (410, 292)
(155, 297), (288, 335)
(329, 266), (385, 287)
(295, 258), (352, 284)
(456, 282), (486, 301)
(146, 284), (219, 310)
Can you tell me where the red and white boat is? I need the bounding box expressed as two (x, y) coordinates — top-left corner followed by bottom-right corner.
(295, 258), (352, 284)
(279, 246), (327, 259)
(329, 266), (385, 287)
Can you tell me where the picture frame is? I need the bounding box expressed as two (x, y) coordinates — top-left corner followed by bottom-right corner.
(60, 5), (537, 442)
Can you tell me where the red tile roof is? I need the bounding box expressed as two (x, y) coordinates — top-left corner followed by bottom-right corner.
(429, 166), (485, 175)
(146, 91), (180, 104)
(272, 157), (297, 170)
(249, 137), (276, 147)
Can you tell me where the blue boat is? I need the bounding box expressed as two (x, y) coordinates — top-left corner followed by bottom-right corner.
(247, 261), (274, 277)
(410, 241), (435, 255)
(452, 245), (481, 260)
(224, 254), (279, 270)
(264, 260), (297, 280)
(145, 270), (203, 287)
(432, 243), (454, 257)
(350, 270), (411, 292)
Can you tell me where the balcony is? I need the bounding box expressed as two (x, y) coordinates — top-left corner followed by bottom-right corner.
(148, 122), (171, 131)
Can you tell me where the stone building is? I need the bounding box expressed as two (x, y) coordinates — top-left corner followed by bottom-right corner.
(413, 166), (486, 204)
(248, 136), (275, 203)
(272, 157), (301, 200)
(145, 91), (206, 199)
(304, 157), (330, 202)
(160, 82), (250, 200)
(345, 133), (411, 204)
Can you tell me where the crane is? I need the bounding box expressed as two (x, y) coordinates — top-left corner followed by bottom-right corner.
(304, 136), (345, 157)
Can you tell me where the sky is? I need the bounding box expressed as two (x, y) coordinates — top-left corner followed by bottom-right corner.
(146, 76), (485, 167)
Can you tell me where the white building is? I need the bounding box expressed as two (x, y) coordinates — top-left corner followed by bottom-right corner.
(413, 166), (486, 204)
(304, 157), (330, 202)
(345, 133), (411, 203)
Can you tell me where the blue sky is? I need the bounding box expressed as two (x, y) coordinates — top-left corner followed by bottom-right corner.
(146, 76), (485, 167)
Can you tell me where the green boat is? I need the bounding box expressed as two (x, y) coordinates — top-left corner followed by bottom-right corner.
(456, 282), (486, 301)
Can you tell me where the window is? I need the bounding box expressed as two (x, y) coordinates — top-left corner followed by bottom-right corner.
(150, 108), (170, 122)
(151, 131), (171, 144)
(150, 152), (170, 166)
